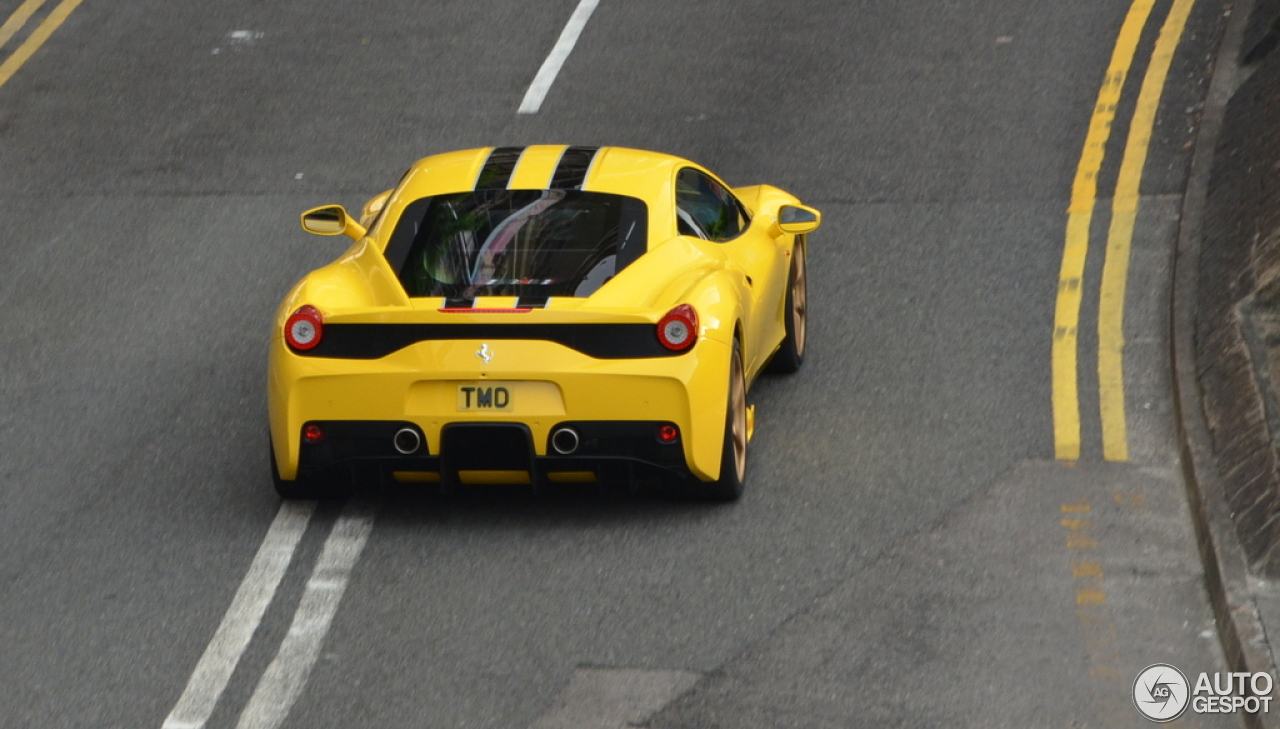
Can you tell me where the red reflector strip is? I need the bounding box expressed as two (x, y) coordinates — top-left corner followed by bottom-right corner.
(438, 308), (534, 313)
(302, 423), (324, 443)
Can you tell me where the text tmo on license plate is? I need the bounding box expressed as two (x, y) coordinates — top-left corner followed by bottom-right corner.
(457, 384), (512, 411)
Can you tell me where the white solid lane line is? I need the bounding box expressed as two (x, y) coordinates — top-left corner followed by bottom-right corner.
(162, 500), (316, 729)
(234, 502), (376, 729)
(518, 0), (600, 114)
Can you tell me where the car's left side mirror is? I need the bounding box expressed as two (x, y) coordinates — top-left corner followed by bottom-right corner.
(301, 205), (367, 241)
(777, 204), (821, 235)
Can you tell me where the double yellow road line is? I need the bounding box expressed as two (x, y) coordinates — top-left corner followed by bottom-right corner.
(0, 0), (87, 90)
(1053, 0), (1197, 461)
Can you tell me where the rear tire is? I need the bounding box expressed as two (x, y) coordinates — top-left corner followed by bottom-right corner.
(766, 237), (807, 374)
(705, 341), (747, 502)
(270, 439), (348, 500)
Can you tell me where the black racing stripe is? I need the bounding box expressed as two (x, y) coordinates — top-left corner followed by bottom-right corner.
(475, 146), (524, 190)
(515, 295), (550, 309)
(300, 323), (683, 360)
(443, 297), (474, 309)
(550, 146), (599, 189)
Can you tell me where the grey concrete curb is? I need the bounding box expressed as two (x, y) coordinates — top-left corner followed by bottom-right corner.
(1171, 0), (1279, 726)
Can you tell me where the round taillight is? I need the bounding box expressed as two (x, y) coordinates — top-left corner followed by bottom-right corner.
(657, 424), (680, 443)
(657, 304), (698, 351)
(285, 305), (323, 351)
(302, 423), (325, 444)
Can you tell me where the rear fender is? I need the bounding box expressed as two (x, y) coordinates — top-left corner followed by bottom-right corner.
(275, 239), (409, 329)
(677, 271), (745, 350)
(678, 274), (745, 480)
(683, 335), (735, 480)
(582, 251), (742, 479)
(584, 236), (714, 310)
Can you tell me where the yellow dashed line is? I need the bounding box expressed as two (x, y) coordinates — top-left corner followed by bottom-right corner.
(1061, 499), (1129, 711)
(1077, 589), (1107, 606)
(1097, 0), (1198, 462)
(1072, 561), (1103, 578)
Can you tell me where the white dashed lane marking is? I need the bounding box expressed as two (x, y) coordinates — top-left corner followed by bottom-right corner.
(162, 501), (316, 729)
(234, 502), (376, 729)
(518, 0), (600, 114)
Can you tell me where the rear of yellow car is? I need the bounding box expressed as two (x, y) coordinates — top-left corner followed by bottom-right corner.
(268, 144), (817, 500)
(268, 302), (734, 495)
(268, 145), (749, 497)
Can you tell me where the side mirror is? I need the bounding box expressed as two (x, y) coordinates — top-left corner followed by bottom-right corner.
(301, 205), (367, 240)
(777, 204), (821, 235)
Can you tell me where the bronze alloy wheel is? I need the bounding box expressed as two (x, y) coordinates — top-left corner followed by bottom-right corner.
(707, 341), (747, 500)
(791, 242), (807, 358)
(765, 238), (807, 374)
(729, 346), (747, 482)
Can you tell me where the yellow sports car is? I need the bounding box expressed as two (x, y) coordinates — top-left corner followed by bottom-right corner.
(269, 145), (820, 501)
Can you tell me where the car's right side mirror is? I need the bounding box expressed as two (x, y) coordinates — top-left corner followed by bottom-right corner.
(777, 204), (821, 234)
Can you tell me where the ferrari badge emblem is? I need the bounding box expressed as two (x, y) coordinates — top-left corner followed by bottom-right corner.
(476, 343), (492, 365)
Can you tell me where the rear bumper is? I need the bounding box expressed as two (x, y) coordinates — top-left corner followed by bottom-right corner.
(290, 420), (696, 488)
(268, 336), (732, 482)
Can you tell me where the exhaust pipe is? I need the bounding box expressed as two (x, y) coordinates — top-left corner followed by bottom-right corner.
(393, 427), (422, 455)
(551, 427), (579, 455)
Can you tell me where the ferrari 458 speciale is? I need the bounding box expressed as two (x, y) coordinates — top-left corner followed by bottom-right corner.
(269, 145), (820, 501)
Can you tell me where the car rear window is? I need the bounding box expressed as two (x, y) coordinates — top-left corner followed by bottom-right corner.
(384, 190), (648, 299)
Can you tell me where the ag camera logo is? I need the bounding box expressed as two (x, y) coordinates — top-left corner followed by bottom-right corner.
(1133, 664), (1189, 722)
(1133, 664), (1275, 721)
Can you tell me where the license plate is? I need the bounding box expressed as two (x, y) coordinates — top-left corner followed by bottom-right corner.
(457, 383), (513, 411)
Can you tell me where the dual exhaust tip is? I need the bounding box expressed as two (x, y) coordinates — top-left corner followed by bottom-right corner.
(393, 427), (421, 455)
(551, 427), (579, 455)
(394, 426), (580, 456)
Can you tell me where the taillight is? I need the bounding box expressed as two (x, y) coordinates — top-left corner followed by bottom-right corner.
(657, 424), (680, 443)
(285, 305), (324, 351)
(657, 304), (698, 351)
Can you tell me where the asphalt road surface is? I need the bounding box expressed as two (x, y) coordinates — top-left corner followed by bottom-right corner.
(0, 0), (1238, 727)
